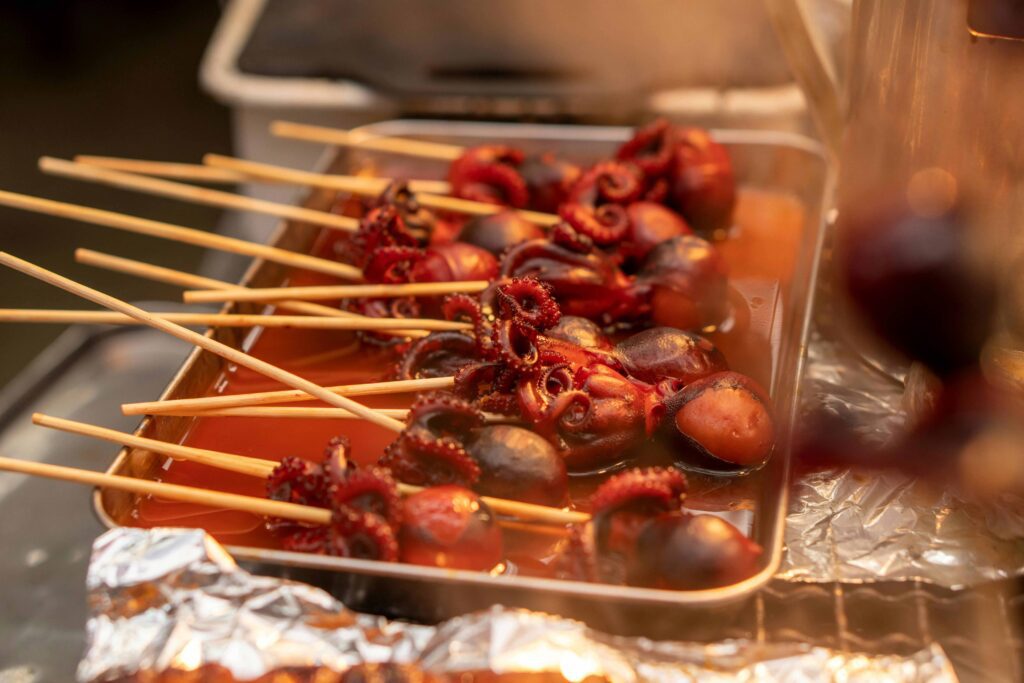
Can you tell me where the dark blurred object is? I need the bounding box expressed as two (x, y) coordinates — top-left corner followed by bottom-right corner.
(1002, 252), (1024, 340)
(835, 171), (996, 378)
(0, 0), (230, 389)
(968, 0), (1024, 39)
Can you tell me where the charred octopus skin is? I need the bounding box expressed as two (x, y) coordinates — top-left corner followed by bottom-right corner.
(628, 512), (762, 589)
(466, 425), (569, 507)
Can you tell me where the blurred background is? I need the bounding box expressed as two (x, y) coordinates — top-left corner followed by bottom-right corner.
(0, 0), (852, 389)
(0, 1), (230, 388)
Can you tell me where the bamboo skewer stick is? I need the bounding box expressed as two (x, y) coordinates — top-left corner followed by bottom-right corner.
(32, 414), (588, 526)
(41, 157), (359, 232)
(0, 309), (472, 331)
(415, 193), (560, 227)
(74, 155), (453, 196)
(183, 280), (490, 304)
(161, 406), (412, 419)
(0, 455), (330, 525)
(204, 155), (561, 227)
(201, 154), (445, 196)
(0, 189), (363, 281)
(149, 406), (507, 422)
(271, 120), (464, 161)
(76, 156), (262, 184)
(73, 249), (428, 339)
(122, 377), (455, 416)
(0, 252), (405, 433)
(32, 413), (272, 477)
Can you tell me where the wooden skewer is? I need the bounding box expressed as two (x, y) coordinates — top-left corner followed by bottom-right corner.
(415, 193), (560, 227)
(32, 413), (272, 477)
(0, 252), (404, 433)
(204, 154), (561, 227)
(76, 156), (262, 184)
(152, 406), (507, 422)
(122, 376), (455, 416)
(0, 309), (471, 332)
(272, 120), (464, 161)
(183, 280), (490, 304)
(201, 154), (447, 196)
(73, 249), (428, 339)
(74, 155), (454, 196)
(0, 455), (330, 525)
(34, 413), (588, 526)
(36, 414), (581, 524)
(162, 406), (412, 419)
(41, 157), (359, 233)
(0, 189), (363, 281)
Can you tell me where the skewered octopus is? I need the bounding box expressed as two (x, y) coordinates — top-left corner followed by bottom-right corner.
(556, 467), (762, 588)
(265, 437), (505, 571)
(446, 120), (736, 235)
(448, 145), (581, 213)
(396, 277), (771, 473)
(344, 185), (729, 335)
(266, 437), (403, 560)
(616, 118), (738, 233)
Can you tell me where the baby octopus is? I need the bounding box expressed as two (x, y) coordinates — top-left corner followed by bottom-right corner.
(394, 277), (770, 474)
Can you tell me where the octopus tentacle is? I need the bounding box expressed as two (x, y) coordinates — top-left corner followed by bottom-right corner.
(449, 145), (529, 208)
(615, 118), (675, 179)
(549, 222), (595, 254)
(331, 467), (403, 530)
(589, 467), (688, 516)
(350, 206), (419, 266)
(328, 508), (399, 561)
(379, 394), (484, 487)
(568, 162), (644, 205)
(559, 202), (631, 246)
(395, 331), (478, 380)
(495, 277), (561, 330)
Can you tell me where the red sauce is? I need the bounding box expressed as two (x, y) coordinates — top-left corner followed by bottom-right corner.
(133, 189), (806, 559)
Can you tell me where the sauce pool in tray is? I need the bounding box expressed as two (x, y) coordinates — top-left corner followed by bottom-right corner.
(134, 188), (805, 574)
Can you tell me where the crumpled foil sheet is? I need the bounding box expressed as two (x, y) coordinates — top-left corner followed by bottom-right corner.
(778, 330), (1024, 586)
(79, 527), (958, 682)
(79, 528), (433, 682)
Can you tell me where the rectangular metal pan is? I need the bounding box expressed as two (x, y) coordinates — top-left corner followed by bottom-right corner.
(95, 120), (830, 632)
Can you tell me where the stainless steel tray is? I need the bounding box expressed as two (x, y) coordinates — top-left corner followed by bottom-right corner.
(95, 120), (830, 629)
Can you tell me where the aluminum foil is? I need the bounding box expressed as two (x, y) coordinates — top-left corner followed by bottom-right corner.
(79, 528), (432, 682)
(79, 528), (958, 682)
(779, 329), (1024, 586)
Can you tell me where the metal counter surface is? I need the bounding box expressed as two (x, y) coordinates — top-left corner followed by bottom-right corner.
(0, 325), (192, 681)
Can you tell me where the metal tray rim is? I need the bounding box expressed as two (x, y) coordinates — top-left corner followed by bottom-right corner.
(95, 120), (831, 608)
